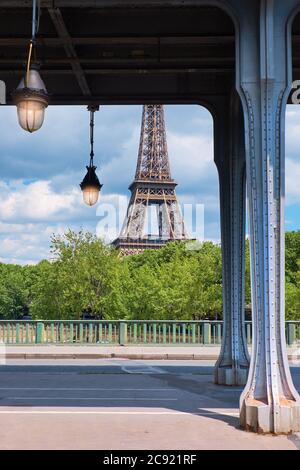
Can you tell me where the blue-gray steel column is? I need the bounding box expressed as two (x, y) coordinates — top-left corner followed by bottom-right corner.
(233, 0), (300, 433)
(214, 93), (249, 386)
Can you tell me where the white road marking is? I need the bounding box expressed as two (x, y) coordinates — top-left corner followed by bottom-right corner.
(6, 397), (178, 401)
(121, 366), (165, 374)
(0, 410), (239, 416)
(0, 387), (175, 391)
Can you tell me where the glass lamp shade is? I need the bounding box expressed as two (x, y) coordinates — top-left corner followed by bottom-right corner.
(16, 99), (46, 133)
(80, 166), (102, 207)
(82, 185), (100, 206)
(12, 67), (49, 133)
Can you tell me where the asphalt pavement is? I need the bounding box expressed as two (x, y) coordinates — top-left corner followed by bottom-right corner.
(0, 359), (299, 449)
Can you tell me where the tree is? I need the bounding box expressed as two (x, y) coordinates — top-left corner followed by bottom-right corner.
(285, 279), (300, 320)
(1, 230), (299, 321)
(121, 241), (222, 320)
(285, 231), (300, 284)
(187, 242), (222, 319)
(30, 230), (122, 320)
(0, 264), (35, 319)
(30, 260), (64, 319)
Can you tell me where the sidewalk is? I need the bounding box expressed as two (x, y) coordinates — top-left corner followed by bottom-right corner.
(2, 344), (300, 361)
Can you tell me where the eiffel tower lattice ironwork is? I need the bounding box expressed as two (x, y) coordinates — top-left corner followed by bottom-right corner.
(113, 104), (187, 255)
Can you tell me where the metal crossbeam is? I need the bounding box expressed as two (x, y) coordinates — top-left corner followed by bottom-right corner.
(0, 35), (236, 47)
(0, 68), (232, 75)
(47, 7), (91, 96)
(0, 57), (235, 64)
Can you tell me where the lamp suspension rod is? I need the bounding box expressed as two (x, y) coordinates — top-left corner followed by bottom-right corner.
(26, 0), (40, 87)
(32, 0), (38, 41)
(89, 108), (95, 167)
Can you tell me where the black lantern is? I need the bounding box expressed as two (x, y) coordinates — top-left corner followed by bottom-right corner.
(12, 0), (49, 133)
(80, 105), (102, 206)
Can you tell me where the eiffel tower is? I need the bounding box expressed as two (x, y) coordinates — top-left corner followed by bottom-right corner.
(113, 105), (187, 255)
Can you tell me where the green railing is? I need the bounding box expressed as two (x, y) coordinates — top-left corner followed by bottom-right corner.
(0, 320), (299, 346)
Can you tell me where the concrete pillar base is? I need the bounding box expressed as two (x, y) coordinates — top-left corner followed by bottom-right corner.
(214, 365), (248, 386)
(240, 398), (300, 434)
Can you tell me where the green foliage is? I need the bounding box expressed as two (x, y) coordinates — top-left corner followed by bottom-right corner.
(119, 241), (222, 320)
(0, 263), (37, 318)
(0, 230), (299, 320)
(245, 240), (251, 306)
(286, 232), (300, 284)
(285, 278), (300, 320)
(285, 232), (300, 319)
(31, 230), (121, 320)
(30, 260), (64, 319)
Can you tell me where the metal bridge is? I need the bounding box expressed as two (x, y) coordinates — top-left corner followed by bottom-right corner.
(1, 0), (300, 433)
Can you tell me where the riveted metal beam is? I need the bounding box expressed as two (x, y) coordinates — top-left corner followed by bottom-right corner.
(47, 7), (91, 95)
(214, 92), (249, 387)
(0, 35), (236, 47)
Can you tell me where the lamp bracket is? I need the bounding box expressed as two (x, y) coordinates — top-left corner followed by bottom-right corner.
(87, 104), (100, 112)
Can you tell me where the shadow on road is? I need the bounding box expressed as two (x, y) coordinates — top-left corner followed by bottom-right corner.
(0, 362), (298, 433)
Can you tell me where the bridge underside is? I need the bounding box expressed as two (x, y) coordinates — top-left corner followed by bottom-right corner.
(1, 3), (235, 105)
(1, 2), (300, 104)
(1, 0), (300, 435)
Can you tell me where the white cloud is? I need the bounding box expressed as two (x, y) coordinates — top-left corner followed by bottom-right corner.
(0, 105), (216, 264)
(286, 158), (300, 205)
(0, 104), (298, 265)
(0, 180), (80, 221)
(168, 131), (214, 178)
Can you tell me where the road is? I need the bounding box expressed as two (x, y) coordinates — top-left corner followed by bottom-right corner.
(0, 359), (299, 450)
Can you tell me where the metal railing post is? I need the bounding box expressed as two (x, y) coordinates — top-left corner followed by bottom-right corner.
(203, 322), (211, 345)
(246, 323), (252, 345)
(216, 323), (222, 344)
(16, 323), (20, 344)
(119, 321), (127, 346)
(287, 323), (296, 346)
(36, 321), (45, 344)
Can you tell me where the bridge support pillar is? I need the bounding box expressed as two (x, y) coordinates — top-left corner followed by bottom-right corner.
(214, 92), (249, 386)
(235, 0), (300, 433)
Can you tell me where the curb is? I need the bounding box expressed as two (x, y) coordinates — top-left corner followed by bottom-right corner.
(5, 353), (219, 360)
(3, 353), (300, 361)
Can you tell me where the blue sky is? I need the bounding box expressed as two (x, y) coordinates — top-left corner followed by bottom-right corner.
(0, 104), (299, 265)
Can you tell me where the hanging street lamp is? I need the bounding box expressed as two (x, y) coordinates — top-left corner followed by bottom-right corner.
(13, 64), (49, 133)
(80, 105), (102, 206)
(12, 0), (49, 133)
